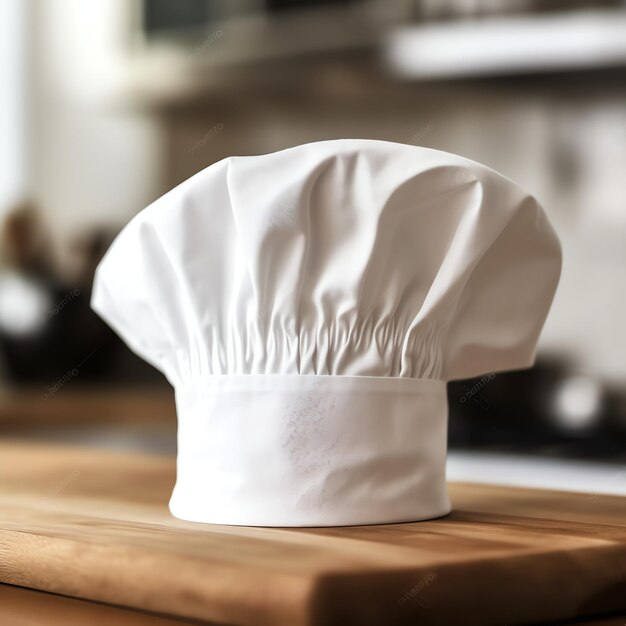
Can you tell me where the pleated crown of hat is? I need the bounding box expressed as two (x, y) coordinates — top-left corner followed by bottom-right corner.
(92, 139), (561, 526)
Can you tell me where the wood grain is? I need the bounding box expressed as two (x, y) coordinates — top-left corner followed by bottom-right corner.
(0, 440), (625, 626)
(0, 584), (204, 626)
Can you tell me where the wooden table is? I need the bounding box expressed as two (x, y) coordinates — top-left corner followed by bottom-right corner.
(1, 440), (625, 625)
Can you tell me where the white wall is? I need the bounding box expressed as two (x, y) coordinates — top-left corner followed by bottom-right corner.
(28, 0), (164, 270)
(0, 0), (28, 214)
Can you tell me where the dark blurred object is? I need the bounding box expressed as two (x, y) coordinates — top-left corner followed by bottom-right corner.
(266, 0), (358, 12)
(143, 0), (214, 36)
(0, 202), (117, 384)
(0, 272), (117, 384)
(0, 201), (53, 278)
(448, 356), (626, 461)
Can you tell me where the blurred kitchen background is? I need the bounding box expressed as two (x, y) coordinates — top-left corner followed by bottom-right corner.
(1, 0), (625, 495)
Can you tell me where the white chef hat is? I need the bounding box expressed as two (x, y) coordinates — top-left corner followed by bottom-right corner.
(92, 139), (561, 527)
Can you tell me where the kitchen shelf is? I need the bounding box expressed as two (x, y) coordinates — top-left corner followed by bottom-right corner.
(386, 10), (626, 79)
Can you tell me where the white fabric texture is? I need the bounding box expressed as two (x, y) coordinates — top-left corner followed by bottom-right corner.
(92, 139), (561, 526)
(171, 375), (448, 526)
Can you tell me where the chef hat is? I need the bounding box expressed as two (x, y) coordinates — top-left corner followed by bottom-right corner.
(92, 139), (561, 527)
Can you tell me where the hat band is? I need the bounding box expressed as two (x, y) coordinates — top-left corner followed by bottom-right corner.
(170, 375), (450, 527)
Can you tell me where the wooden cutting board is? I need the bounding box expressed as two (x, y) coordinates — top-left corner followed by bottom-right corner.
(0, 440), (625, 625)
